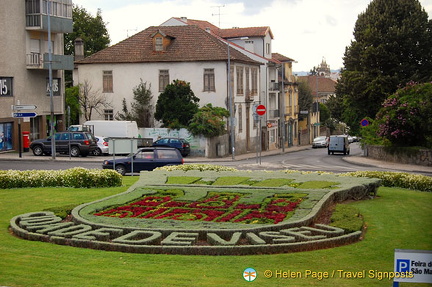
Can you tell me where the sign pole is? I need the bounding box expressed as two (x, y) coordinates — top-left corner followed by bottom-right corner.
(18, 118), (22, 158)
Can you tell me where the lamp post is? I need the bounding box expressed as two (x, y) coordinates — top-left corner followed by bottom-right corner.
(226, 37), (248, 160)
(47, 0), (55, 159)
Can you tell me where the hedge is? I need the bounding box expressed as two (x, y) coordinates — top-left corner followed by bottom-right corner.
(0, 167), (122, 188)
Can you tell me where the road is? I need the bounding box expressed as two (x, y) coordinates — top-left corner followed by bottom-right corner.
(1, 143), (430, 176)
(219, 143), (394, 173)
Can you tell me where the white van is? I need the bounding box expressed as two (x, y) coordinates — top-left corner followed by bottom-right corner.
(328, 135), (350, 155)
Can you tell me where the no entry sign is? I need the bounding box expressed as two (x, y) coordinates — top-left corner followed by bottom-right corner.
(255, 104), (266, 116)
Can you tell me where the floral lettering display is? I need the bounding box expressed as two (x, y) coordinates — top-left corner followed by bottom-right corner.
(9, 170), (381, 255)
(94, 192), (303, 224)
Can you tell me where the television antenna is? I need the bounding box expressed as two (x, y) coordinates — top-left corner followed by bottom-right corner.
(212, 4), (225, 27)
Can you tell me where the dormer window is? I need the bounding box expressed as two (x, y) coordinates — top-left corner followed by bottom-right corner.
(151, 29), (175, 52)
(155, 37), (163, 51)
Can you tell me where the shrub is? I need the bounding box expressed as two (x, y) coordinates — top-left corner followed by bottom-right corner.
(341, 171), (432, 192)
(0, 168), (122, 189)
(156, 164), (238, 172)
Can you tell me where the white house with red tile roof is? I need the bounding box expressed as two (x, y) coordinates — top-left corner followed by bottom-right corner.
(73, 24), (262, 156)
(161, 17), (300, 149)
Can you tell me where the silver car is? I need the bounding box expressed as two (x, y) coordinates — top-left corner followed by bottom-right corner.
(93, 136), (110, 156)
(312, 136), (328, 148)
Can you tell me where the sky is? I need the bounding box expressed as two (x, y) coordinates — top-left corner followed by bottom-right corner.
(72, 0), (432, 72)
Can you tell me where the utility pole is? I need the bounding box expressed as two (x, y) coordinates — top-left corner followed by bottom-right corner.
(47, 0), (56, 159)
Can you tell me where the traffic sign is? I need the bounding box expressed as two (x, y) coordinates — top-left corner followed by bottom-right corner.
(360, 118), (369, 127)
(13, 105), (37, 110)
(13, 112), (37, 118)
(255, 104), (266, 116)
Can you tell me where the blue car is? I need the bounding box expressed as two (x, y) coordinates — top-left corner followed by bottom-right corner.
(152, 137), (190, 157)
(102, 147), (184, 175)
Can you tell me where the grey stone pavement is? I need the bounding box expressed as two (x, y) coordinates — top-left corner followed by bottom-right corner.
(1, 145), (431, 174)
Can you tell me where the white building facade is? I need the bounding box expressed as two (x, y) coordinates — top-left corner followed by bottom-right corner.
(74, 25), (261, 156)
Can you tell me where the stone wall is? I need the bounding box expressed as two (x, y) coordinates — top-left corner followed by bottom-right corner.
(365, 145), (432, 166)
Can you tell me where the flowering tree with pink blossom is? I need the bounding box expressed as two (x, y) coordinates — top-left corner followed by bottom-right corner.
(375, 82), (432, 147)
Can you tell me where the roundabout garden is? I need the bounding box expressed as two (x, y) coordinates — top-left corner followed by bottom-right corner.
(10, 167), (381, 255)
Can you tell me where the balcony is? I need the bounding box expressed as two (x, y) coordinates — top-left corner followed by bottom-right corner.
(245, 90), (256, 102)
(268, 109), (280, 118)
(26, 53), (74, 70)
(269, 82), (279, 91)
(26, 14), (73, 33)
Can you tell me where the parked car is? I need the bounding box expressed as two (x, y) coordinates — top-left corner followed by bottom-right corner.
(152, 137), (190, 157)
(30, 132), (97, 157)
(312, 136), (328, 148)
(102, 147), (184, 175)
(93, 136), (109, 156)
(327, 135), (350, 155)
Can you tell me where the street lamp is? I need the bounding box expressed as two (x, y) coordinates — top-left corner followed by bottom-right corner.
(47, 0), (55, 159)
(226, 37), (248, 160)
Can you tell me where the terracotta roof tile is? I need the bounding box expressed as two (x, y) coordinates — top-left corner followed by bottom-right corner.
(298, 75), (337, 94)
(272, 53), (295, 63)
(76, 25), (260, 65)
(220, 26), (274, 39)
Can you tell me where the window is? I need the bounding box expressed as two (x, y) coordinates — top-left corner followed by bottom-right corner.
(238, 105), (243, 133)
(104, 109), (113, 121)
(266, 43), (271, 55)
(245, 67), (250, 97)
(236, 67), (244, 95)
(103, 71), (113, 93)
(155, 37), (163, 51)
(251, 68), (258, 95)
(159, 70), (169, 92)
(203, 69), (215, 92)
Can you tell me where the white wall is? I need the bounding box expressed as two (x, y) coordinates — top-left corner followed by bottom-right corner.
(75, 61), (228, 124)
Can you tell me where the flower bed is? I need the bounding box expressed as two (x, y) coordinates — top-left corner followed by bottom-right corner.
(94, 191), (304, 224)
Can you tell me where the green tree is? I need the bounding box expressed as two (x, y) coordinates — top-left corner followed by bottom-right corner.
(319, 103), (330, 123)
(116, 98), (134, 121)
(188, 104), (230, 138)
(155, 80), (200, 129)
(64, 6), (110, 57)
(116, 80), (153, 127)
(298, 81), (313, 113)
(336, 0), (432, 134)
(375, 82), (432, 147)
(65, 86), (80, 126)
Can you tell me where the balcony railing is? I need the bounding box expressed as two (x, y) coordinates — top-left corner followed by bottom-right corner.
(268, 109), (280, 118)
(26, 53), (74, 70)
(269, 82), (279, 91)
(26, 53), (42, 68)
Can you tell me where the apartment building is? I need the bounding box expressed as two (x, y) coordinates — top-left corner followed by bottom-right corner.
(0, 0), (73, 151)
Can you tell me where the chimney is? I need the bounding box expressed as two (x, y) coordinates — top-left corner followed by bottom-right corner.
(74, 38), (84, 61)
(180, 17), (187, 23)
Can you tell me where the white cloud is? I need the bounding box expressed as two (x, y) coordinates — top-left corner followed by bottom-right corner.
(73, 0), (432, 72)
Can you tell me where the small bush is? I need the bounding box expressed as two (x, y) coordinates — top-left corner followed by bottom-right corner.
(0, 168), (122, 189)
(44, 204), (79, 219)
(156, 164), (238, 172)
(341, 171), (432, 192)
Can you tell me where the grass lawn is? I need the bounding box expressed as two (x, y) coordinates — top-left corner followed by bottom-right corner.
(0, 177), (431, 287)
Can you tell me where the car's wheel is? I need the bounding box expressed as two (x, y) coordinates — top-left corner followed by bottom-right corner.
(32, 145), (44, 156)
(70, 146), (80, 157)
(92, 148), (102, 156)
(115, 165), (126, 176)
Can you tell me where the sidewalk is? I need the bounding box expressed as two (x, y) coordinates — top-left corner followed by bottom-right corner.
(0, 146), (431, 174)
